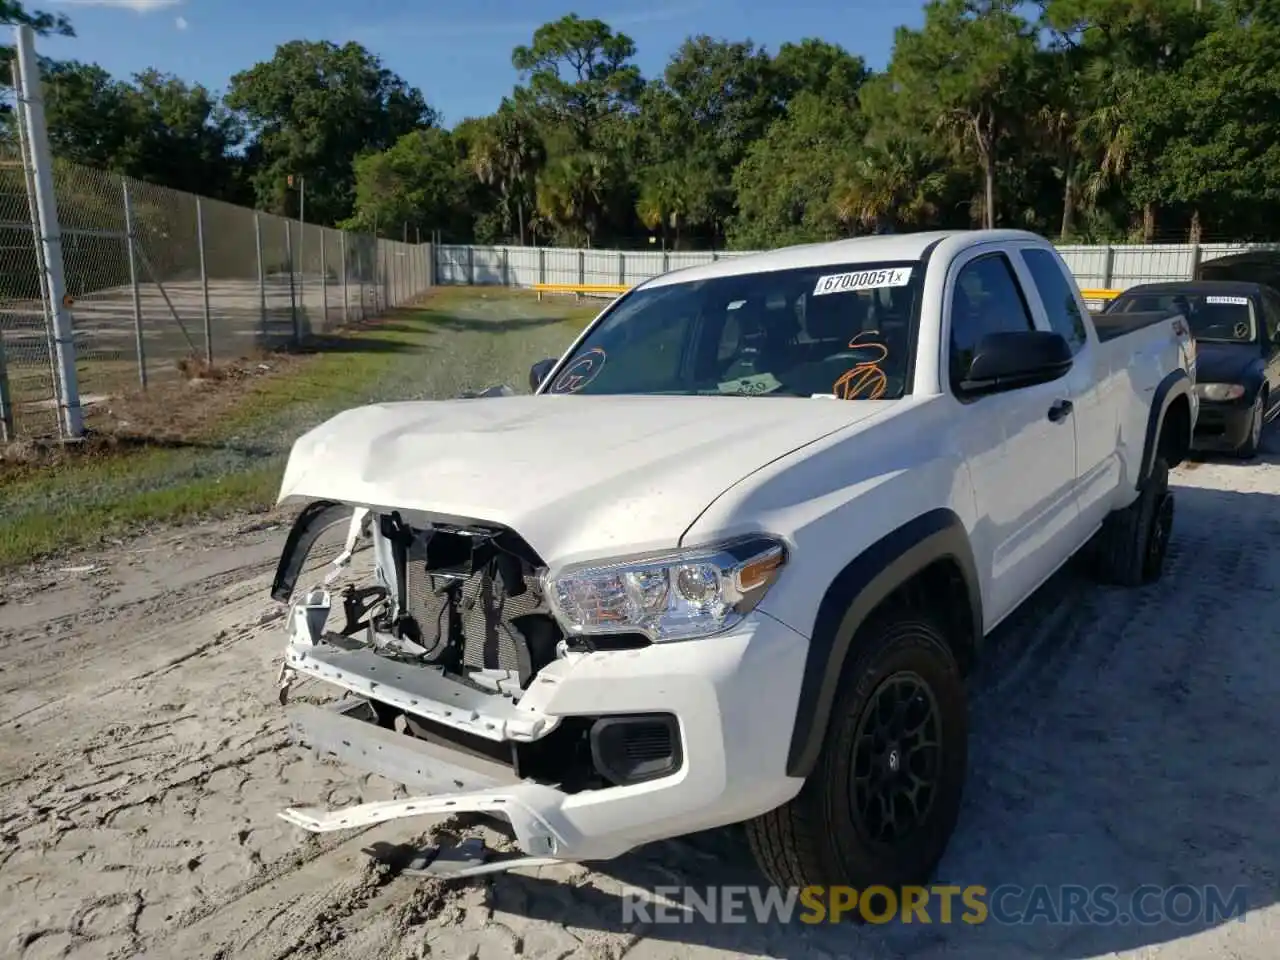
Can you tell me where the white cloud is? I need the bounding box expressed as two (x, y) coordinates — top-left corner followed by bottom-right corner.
(174, 14), (188, 29)
(50, 0), (181, 12)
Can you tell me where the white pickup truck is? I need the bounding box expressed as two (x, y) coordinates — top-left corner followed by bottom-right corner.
(269, 229), (1197, 891)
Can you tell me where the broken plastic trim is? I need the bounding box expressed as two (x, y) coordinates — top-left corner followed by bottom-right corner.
(271, 499), (356, 603)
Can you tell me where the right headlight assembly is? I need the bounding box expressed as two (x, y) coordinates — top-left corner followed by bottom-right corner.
(1195, 382), (1245, 401)
(542, 535), (787, 642)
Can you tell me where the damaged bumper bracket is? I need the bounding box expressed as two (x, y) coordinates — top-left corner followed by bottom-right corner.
(282, 589), (560, 743)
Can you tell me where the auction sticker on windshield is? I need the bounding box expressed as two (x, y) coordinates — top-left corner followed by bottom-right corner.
(813, 267), (913, 297)
(1206, 296), (1250, 306)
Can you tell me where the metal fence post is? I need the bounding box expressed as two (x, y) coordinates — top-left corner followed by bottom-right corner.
(340, 231), (349, 325)
(578, 249), (586, 285)
(1102, 244), (1114, 289)
(356, 241), (365, 321)
(196, 196), (212, 364)
(11, 58), (56, 405)
(468, 245), (475, 285)
(16, 24), (82, 437)
(320, 228), (329, 330)
(0, 336), (13, 442)
(254, 213), (267, 341)
(285, 222), (298, 343)
(122, 178), (146, 388)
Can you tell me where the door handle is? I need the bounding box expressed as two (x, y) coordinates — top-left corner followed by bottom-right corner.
(1048, 399), (1073, 423)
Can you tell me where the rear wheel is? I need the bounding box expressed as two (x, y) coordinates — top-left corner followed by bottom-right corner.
(746, 608), (968, 906)
(1090, 457), (1173, 587)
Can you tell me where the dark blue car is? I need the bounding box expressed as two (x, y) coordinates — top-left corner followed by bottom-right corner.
(1104, 280), (1280, 458)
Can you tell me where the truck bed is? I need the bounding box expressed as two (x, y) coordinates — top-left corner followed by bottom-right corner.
(1091, 309), (1176, 343)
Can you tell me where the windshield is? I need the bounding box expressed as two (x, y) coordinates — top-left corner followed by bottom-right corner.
(1109, 292), (1256, 344)
(544, 261), (924, 399)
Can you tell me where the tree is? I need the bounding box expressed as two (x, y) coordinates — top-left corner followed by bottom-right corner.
(344, 127), (469, 240)
(1126, 5), (1280, 241)
(634, 36), (790, 244)
(512, 14), (641, 149)
(224, 41), (435, 225)
(39, 60), (137, 170)
(877, 0), (1039, 229)
(772, 38), (870, 104)
(0, 0), (72, 67)
(511, 15), (642, 244)
(728, 92), (865, 248)
(467, 101), (544, 245)
(125, 71), (245, 199)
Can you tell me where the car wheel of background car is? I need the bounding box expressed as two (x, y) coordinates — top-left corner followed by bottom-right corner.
(1089, 457), (1173, 587)
(1238, 390), (1265, 459)
(745, 607), (967, 903)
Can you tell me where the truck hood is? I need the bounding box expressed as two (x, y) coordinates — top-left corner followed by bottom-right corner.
(278, 393), (896, 563)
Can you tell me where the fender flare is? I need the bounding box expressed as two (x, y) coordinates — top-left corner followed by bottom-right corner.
(270, 499), (352, 603)
(784, 508), (983, 778)
(1137, 369), (1192, 488)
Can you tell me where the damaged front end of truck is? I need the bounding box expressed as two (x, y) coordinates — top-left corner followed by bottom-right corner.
(268, 497), (691, 875)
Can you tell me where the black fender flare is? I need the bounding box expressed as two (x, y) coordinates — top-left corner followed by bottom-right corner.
(785, 507), (983, 778)
(1137, 369), (1192, 488)
(270, 499), (353, 603)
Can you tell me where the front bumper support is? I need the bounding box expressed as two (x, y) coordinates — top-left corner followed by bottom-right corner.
(277, 591), (811, 867)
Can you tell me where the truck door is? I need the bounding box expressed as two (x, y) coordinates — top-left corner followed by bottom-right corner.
(945, 248), (1081, 626)
(1015, 245), (1114, 536)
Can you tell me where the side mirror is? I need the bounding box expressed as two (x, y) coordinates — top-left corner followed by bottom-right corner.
(529, 357), (557, 392)
(959, 330), (1073, 396)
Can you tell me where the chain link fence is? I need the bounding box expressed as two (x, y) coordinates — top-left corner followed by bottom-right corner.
(0, 29), (433, 442)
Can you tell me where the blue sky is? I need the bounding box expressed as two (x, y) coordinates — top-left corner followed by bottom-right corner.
(35, 0), (928, 127)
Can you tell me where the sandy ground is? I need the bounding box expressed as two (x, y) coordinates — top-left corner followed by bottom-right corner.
(3, 445), (1280, 959)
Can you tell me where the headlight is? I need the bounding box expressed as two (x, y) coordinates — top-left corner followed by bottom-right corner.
(543, 536), (787, 642)
(1195, 382), (1245, 401)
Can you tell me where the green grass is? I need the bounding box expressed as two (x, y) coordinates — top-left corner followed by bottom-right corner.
(0, 288), (602, 568)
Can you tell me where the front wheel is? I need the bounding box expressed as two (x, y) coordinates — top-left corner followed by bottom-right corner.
(1238, 390), (1265, 459)
(746, 609), (968, 899)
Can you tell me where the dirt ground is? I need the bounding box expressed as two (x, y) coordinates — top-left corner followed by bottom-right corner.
(3, 445), (1280, 959)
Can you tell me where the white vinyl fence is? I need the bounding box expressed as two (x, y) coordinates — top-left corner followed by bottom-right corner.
(433, 241), (1280, 296)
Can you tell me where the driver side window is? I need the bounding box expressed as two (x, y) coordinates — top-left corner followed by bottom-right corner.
(1262, 289), (1280, 343)
(949, 253), (1036, 394)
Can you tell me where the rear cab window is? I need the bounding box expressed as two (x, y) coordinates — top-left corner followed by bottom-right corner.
(1021, 247), (1089, 354)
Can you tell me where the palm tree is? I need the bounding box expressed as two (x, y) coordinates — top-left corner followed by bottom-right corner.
(831, 140), (946, 233)
(1078, 63), (1152, 241)
(635, 161), (715, 249)
(536, 151), (611, 245)
(470, 106), (543, 245)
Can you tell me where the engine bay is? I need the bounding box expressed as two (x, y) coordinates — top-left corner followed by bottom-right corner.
(272, 502), (574, 702)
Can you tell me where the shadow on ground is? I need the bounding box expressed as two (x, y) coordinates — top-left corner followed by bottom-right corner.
(470, 479), (1280, 959)
(418, 313), (590, 335)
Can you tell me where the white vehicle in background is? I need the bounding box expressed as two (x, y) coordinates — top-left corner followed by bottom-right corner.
(268, 228), (1196, 890)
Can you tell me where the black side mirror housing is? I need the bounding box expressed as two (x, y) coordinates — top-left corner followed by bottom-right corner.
(959, 330), (1073, 396)
(529, 357), (557, 392)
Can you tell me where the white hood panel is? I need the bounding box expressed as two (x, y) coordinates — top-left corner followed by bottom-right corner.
(278, 394), (895, 564)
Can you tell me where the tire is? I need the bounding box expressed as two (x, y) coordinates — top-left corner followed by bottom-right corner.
(1090, 457), (1174, 587)
(746, 608), (968, 901)
(1238, 390), (1265, 459)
